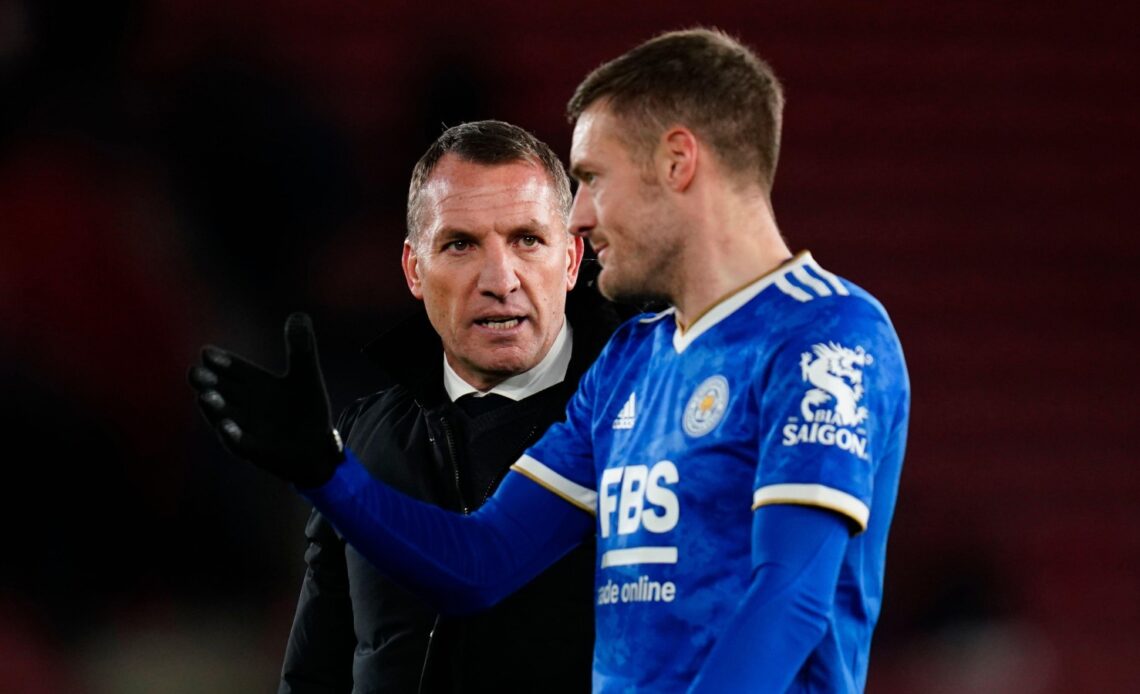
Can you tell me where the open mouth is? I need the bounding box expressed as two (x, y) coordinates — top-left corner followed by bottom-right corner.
(475, 316), (525, 330)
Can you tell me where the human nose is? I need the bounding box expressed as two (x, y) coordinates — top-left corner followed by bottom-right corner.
(569, 187), (596, 239)
(478, 240), (521, 299)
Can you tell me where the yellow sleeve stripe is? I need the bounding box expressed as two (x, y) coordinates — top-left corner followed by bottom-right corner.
(752, 483), (869, 533)
(511, 455), (597, 516)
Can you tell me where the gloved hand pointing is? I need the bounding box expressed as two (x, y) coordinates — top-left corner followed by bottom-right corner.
(188, 312), (344, 488)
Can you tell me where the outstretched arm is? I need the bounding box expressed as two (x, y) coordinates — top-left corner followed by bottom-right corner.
(303, 456), (593, 615)
(688, 504), (848, 693)
(188, 313), (594, 615)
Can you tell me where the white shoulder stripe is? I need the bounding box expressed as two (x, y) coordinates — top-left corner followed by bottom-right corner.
(512, 455), (597, 515)
(805, 257), (849, 296)
(775, 275), (813, 302)
(671, 251), (846, 350)
(752, 483), (869, 532)
(792, 265), (833, 297)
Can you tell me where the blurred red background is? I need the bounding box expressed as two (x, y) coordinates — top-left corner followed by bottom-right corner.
(1, 1), (1137, 691)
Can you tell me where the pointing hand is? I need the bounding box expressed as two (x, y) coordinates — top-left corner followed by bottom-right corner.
(188, 312), (343, 488)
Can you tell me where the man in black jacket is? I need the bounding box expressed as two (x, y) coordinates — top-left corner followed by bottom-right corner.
(278, 120), (615, 693)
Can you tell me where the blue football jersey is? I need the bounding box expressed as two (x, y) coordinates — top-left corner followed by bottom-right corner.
(513, 252), (910, 693)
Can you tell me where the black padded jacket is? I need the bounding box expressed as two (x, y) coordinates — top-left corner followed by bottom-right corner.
(279, 281), (620, 694)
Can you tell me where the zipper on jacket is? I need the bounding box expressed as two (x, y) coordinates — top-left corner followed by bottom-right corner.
(477, 423), (541, 505)
(422, 415), (466, 694)
(440, 416), (469, 514)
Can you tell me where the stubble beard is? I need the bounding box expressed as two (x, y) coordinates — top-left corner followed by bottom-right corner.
(596, 265), (672, 308)
(592, 171), (689, 307)
(596, 218), (681, 309)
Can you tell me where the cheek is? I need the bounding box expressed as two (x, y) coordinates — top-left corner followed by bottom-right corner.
(526, 267), (565, 309)
(593, 191), (612, 223)
(543, 276), (570, 314)
(420, 277), (465, 330)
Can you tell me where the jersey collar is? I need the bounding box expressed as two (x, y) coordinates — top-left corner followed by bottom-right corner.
(672, 251), (813, 354)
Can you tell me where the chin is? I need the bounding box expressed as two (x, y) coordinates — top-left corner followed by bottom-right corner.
(597, 268), (639, 303)
(599, 271), (668, 308)
(596, 268), (622, 301)
(471, 348), (539, 377)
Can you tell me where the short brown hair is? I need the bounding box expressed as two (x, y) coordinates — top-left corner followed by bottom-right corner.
(567, 28), (785, 190)
(406, 120), (572, 241)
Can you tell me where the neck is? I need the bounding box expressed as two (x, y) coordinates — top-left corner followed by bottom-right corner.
(671, 191), (791, 328)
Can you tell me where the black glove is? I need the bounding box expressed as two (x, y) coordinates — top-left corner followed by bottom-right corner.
(188, 312), (344, 488)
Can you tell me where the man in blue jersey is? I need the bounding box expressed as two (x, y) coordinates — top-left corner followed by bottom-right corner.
(190, 28), (909, 693)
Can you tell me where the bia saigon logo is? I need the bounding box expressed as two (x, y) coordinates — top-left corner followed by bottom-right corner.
(683, 375), (729, 437)
(782, 342), (872, 459)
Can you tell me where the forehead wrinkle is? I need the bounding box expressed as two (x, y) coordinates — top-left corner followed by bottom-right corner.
(416, 157), (567, 251)
(425, 172), (553, 210)
(423, 188), (563, 241)
(430, 198), (552, 231)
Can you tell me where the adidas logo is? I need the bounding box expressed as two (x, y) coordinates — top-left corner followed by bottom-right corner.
(613, 392), (637, 430)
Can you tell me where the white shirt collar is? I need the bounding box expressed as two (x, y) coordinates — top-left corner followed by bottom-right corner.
(443, 319), (573, 402)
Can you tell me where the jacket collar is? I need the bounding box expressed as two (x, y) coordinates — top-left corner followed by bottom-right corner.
(361, 311), (448, 407)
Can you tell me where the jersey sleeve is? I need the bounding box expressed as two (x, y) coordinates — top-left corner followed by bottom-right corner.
(752, 300), (904, 533)
(511, 348), (603, 516)
(688, 504), (848, 692)
(303, 454), (593, 615)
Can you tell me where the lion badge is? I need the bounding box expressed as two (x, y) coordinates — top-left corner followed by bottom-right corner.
(683, 375), (729, 437)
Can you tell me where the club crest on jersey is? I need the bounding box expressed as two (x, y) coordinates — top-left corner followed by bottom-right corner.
(783, 342), (872, 459)
(683, 375), (729, 437)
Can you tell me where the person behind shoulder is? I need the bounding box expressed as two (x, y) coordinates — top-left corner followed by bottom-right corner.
(277, 120), (615, 693)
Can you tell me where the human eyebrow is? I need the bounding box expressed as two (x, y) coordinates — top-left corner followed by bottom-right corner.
(435, 228), (477, 250)
(517, 219), (551, 234)
(512, 224), (551, 244)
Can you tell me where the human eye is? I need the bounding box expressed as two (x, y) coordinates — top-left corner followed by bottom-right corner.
(442, 239), (471, 252)
(571, 167), (596, 187)
(513, 229), (550, 251)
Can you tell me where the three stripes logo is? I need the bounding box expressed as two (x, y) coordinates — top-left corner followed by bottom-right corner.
(613, 392), (637, 430)
(774, 257), (849, 303)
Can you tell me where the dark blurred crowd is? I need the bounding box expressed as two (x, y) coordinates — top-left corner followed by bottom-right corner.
(0, 2), (494, 689)
(2, 1), (1138, 692)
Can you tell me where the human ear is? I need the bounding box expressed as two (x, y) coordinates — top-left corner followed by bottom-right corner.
(565, 234), (585, 290)
(402, 241), (425, 300)
(659, 127), (698, 192)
